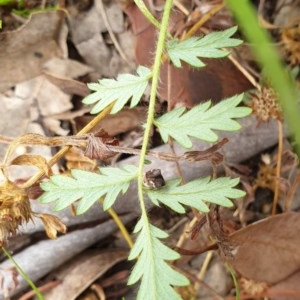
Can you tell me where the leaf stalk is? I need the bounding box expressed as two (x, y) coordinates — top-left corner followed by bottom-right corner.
(137, 0), (173, 219)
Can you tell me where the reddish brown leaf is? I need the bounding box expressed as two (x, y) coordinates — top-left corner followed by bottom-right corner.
(123, 0), (253, 108)
(182, 138), (228, 164)
(222, 212), (300, 284)
(268, 270), (300, 300)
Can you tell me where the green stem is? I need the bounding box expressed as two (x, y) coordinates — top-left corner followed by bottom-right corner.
(137, 0), (173, 219)
(133, 0), (161, 30)
(2, 247), (45, 300)
(225, 0), (300, 155)
(225, 262), (240, 300)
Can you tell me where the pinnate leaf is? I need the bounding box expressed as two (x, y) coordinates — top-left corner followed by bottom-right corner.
(39, 165), (138, 214)
(154, 94), (252, 148)
(128, 218), (189, 300)
(145, 177), (245, 213)
(167, 26), (242, 68)
(82, 66), (151, 114)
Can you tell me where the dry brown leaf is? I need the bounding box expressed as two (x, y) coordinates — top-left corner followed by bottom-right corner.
(223, 212), (300, 284)
(268, 270), (300, 300)
(43, 72), (90, 97)
(68, 1), (124, 77)
(0, 10), (66, 92)
(36, 76), (73, 117)
(42, 250), (128, 300)
(38, 213), (67, 239)
(65, 147), (98, 171)
(43, 57), (93, 79)
(75, 107), (146, 136)
(0, 94), (31, 158)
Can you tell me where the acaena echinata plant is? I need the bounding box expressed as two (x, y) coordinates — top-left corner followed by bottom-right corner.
(39, 1), (251, 299)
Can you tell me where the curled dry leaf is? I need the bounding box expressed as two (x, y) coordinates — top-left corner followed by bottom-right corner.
(38, 213), (67, 239)
(222, 212), (300, 284)
(8, 154), (52, 177)
(84, 129), (119, 161)
(182, 137), (228, 164)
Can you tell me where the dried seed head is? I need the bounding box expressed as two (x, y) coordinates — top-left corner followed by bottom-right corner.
(0, 181), (32, 245)
(281, 25), (300, 66)
(240, 278), (268, 297)
(250, 87), (282, 122)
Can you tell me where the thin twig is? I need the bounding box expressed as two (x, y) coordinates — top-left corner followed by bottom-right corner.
(227, 53), (261, 90)
(5, 132), (228, 166)
(195, 251), (214, 291)
(18, 281), (60, 300)
(272, 120), (283, 215)
(96, 0), (131, 64)
(100, 198), (134, 248)
(174, 0), (189, 16)
(0, 135), (13, 144)
(181, 2), (225, 40)
(173, 263), (225, 300)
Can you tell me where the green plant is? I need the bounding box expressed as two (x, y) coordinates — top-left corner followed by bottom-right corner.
(0, 1), (254, 300)
(0, 0), (18, 5)
(37, 1), (251, 299)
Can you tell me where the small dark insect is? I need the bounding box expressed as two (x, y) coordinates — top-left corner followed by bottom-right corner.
(143, 169), (166, 189)
(34, 52), (43, 58)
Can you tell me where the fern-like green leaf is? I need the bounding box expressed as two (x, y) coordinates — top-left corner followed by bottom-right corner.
(154, 94), (252, 148)
(145, 177), (245, 213)
(39, 165), (138, 214)
(82, 66), (152, 114)
(167, 26), (242, 68)
(128, 218), (189, 300)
